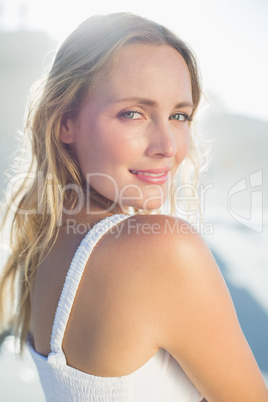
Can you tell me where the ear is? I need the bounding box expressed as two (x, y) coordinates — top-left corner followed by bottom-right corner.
(59, 118), (75, 144)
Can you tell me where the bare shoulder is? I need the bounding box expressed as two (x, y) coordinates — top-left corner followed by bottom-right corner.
(107, 213), (210, 276)
(112, 213), (224, 319)
(98, 213), (215, 302)
(94, 213), (217, 320)
(111, 213), (203, 252)
(90, 212), (211, 294)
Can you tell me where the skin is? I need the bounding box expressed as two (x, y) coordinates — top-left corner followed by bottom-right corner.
(60, 44), (193, 211)
(30, 44), (268, 401)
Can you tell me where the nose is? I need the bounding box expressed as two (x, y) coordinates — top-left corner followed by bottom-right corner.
(146, 121), (177, 158)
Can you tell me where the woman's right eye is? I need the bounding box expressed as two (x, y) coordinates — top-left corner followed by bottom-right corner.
(120, 111), (143, 119)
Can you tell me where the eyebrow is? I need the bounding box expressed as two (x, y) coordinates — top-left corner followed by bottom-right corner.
(112, 97), (194, 109)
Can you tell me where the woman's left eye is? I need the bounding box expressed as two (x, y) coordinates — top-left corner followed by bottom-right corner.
(169, 113), (190, 122)
(120, 111), (143, 119)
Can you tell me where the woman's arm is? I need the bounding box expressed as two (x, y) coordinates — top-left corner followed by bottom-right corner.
(134, 215), (268, 402)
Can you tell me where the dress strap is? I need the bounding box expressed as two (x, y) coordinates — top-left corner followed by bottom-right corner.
(48, 214), (129, 366)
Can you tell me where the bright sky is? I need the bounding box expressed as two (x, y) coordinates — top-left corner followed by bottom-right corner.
(1, 0), (268, 121)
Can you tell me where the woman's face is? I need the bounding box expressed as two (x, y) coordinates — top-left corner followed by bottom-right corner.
(61, 44), (193, 211)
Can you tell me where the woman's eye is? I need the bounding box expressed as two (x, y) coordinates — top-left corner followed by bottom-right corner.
(169, 113), (190, 122)
(120, 111), (143, 119)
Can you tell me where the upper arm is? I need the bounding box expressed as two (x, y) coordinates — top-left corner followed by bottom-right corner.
(142, 216), (268, 402)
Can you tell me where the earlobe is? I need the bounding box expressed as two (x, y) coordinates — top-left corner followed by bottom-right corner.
(59, 118), (75, 144)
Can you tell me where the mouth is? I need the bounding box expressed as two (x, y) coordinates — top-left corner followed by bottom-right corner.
(129, 170), (167, 177)
(129, 168), (171, 184)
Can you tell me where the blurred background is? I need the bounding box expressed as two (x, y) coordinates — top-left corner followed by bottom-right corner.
(0, 0), (267, 400)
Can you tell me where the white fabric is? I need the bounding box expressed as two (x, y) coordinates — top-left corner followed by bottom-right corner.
(28, 214), (203, 401)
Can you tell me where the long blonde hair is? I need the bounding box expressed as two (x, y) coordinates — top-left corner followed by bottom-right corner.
(0, 12), (202, 351)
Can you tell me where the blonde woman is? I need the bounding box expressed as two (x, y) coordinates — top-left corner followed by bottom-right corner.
(0, 13), (267, 402)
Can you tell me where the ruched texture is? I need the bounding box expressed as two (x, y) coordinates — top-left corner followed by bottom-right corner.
(28, 214), (203, 401)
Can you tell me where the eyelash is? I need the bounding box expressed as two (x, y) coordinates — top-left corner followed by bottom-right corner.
(120, 111), (143, 120)
(169, 113), (192, 122)
(119, 110), (192, 122)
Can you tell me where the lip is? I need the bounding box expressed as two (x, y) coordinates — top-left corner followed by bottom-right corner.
(129, 167), (171, 184)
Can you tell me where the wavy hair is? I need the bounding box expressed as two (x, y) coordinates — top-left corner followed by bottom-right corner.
(0, 12), (202, 351)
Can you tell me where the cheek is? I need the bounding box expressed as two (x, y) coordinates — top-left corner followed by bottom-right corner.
(184, 131), (191, 156)
(92, 119), (141, 162)
(175, 129), (191, 164)
(79, 135), (135, 176)
(96, 140), (132, 168)
(99, 134), (145, 167)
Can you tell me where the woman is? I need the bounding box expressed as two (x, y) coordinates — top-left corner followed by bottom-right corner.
(0, 12), (267, 402)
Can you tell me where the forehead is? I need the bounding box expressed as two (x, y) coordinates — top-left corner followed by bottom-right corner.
(91, 44), (192, 103)
(115, 42), (185, 64)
